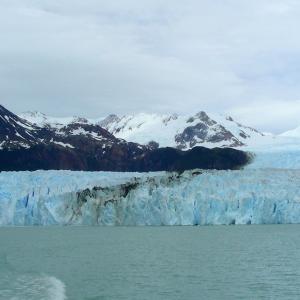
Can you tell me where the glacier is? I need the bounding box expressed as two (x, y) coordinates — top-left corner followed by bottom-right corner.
(4, 111), (300, 226)
(243, 134), (300, 169)
(0, 168), (300, 226)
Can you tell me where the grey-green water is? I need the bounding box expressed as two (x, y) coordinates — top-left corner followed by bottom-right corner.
(1, 225), (300, 300)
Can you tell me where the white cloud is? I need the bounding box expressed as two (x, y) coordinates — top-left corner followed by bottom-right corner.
(1, 0), (300, 132)
(227, 100), (300, 134)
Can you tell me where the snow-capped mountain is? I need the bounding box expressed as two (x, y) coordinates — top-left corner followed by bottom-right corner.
(1, 105), (121, 150)
(20, 111), (103, 129)
(0, 105), (42, 149)
(19, 111), (111, 145)
(20, 110), (264, 149)
(0, 105), (250, 172)
(0, 105), (149, 171)
(99, 111), (264, 149)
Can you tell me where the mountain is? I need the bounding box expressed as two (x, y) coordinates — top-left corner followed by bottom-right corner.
(1, 105), (124, 151)
(19, 111), (103, 129)
(0, 105), (43, 149)
(0, 105), (250, 171)
(100, 112), (264, 149)
(21, 111), (264, 149)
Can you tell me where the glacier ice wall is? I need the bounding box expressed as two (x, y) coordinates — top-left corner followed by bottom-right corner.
(0, 169), (300, 226)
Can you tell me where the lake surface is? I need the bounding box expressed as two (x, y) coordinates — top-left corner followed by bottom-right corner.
(0, 225), (300, 299)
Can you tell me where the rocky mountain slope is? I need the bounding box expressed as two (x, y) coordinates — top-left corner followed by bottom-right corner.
(0, 105), (42, 149)
(0, 105), (251, 171)
(101, 112), (264, 149)
(21, 111), (264, 149)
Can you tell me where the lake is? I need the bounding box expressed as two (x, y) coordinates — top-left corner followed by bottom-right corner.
(1, 225), (300, 299)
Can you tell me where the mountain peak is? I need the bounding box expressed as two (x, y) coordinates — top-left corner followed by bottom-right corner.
(0, 104), (41, 149)
(0, 104), (252, 172)
(17, 108), (264, 149)
(99, 111), (264, 149)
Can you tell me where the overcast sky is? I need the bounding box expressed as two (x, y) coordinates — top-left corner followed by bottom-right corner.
(1, 0), (300, 133)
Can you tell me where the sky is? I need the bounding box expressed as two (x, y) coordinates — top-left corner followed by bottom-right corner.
(1, 0), (300, 133)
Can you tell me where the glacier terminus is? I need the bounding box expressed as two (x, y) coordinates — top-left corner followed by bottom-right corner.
(1, 105), (300, 226)
(1, 165), (300, 226)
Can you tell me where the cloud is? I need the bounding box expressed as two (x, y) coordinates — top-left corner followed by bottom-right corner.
(227, 100), (300, 134)
(1, 0), (300, 132)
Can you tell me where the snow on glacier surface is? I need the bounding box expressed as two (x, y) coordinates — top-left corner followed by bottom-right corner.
(0, 169), (300, 226)
(248, 151), (300, 169)
(243, 135), (300, 169)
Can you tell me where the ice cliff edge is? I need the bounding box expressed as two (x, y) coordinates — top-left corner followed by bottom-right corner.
(0, 169), (299, 226)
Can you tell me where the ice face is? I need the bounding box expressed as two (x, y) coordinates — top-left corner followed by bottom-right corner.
(0, 169), (299, 226)
(0, 170), (163, 225)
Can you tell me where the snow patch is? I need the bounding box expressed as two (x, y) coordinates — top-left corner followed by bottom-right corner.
(53, 141), (75, 149)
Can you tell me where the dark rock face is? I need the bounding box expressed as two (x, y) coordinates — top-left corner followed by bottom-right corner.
(175, 112), (244, 149)
(186, 111), (216, 126)
(0, 144), (251, 172)
(0, 105), (41, 149)
(0, 104), (251, 172)
(147, 140), (160, 150)
(98, 114), (120, 128)
(56, 122), (117, 143)
(136, 147), (251, 172)
(162, 113), (178, 125)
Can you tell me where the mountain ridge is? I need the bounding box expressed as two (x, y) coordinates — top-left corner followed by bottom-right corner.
(0, 104), (251, 172)
(20, 110), (264, 149)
